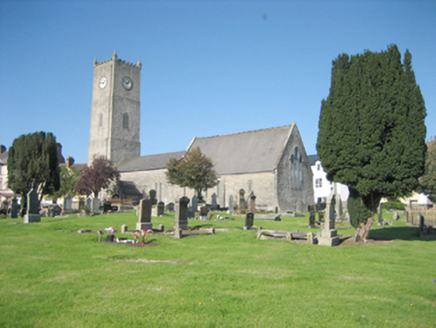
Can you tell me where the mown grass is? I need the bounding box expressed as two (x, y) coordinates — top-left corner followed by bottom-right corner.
(0, 211), (435, 327)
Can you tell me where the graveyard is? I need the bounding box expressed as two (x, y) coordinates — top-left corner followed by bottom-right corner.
(0, 207), (435, 327)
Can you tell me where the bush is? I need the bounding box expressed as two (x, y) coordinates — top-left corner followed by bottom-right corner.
(383, 201), (405, 211)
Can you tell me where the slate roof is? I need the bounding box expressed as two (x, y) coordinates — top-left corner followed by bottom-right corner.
(308, 154), (320, 166)
(117, 151), (185, 172)
(187, 124), (295, 175)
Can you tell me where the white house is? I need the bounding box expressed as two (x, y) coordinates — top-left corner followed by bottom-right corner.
(308, 154), (349, 204)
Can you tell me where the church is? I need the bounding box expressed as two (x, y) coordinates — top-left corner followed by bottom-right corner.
(88, 53), (314, 212)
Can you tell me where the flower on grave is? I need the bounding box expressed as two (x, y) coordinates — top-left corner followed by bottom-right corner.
(209, 213), (214, 218)
(105, 227), (116, 235)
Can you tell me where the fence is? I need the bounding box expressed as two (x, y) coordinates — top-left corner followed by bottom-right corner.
(408, 207), (436, 227)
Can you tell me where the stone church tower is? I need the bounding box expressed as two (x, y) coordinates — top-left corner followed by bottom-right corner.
(88, 51), (141, 166)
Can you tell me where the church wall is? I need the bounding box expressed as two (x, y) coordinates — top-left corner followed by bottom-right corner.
(213, 172), (276, 212)
(120, 169), (277, 212)
(276, 126), (314, 212)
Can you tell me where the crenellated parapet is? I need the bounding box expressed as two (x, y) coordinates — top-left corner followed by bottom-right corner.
(94, 50), (141, 69)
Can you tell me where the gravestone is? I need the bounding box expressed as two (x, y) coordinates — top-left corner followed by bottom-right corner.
(121, 225), (128, 233)
(166, 202), (175, 212)
(50, 205), (62, 217)
(318, 192), (339, 246)
(103, 201), (112, 214)
(187, 206), (195, 219)
(11, 197), (18, 218)
(228, 195), (235, 214)
(377, 203), (383, 224)
(309, 205), (317, 228)
(211, 193), (218, 210)
(296, 199), (303, 214)
(307, 232), (316, 244)
(336, 198), (343, 221)
(174, 196), (190, 230)
(24, 188), (40, 223)
(419, 215), (425, 233)
(149, 189), (157, 205)
(91, 198), (100, 213)
(393, 212), (400, 221)
(244, 212), (254, 230)
(199, 206), (208, 220)
(238, 189), (246, 214)
(192, 195), (198, 212)
(157, 201), (165, 216)
(158, 224), (164, 231)
(174, 228), (182, 239)
(136, 198), (153, 231)
(248, 191), (256, 214)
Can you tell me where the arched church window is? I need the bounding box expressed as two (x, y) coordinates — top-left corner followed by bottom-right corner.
(290, 147), (304, 190)
(123, 113), (129, 129)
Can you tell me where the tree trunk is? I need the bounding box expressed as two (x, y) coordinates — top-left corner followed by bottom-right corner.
(354, 216), (374, 243)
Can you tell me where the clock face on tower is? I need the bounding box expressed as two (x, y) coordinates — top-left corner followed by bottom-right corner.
(99, 76), (107, 89)
(122, 76), (133, 90)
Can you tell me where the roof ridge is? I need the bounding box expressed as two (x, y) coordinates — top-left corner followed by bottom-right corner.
(196, 124), (293, 140)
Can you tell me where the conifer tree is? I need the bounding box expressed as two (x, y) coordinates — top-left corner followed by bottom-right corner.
(317, 45), (427, 240)
(7, 132), (61, 202)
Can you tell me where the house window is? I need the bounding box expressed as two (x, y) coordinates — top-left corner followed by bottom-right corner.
(315, 178), (322, 188)
(316, 163), (321, 171)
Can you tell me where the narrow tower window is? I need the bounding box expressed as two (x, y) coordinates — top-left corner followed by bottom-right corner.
(99, 113), (103, 127)
(123, 113), (129, 129)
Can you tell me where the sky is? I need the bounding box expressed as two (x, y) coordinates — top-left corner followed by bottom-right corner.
(0, 0), (435, 164)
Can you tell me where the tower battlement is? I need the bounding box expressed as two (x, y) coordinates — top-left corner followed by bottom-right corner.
(93, 51), (141, 69)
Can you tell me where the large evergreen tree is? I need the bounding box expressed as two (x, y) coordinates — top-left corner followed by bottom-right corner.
(7, 132), (60, 201)
(166, 147), (218, 202)
(317, 45), (427, 240)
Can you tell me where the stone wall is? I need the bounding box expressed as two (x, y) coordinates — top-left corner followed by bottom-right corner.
(276, 125), (314, 212)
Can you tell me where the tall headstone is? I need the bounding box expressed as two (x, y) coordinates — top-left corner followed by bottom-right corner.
(228, 195), (235, 214)
(11, 197), (18, 218)
(157, 201), (165, 216)
(308, 205), (316, 228)
(192, 195), (198, 212)
(296, 199), (303, 214)
(174, 196), (190, 230)
(211, 193), (218, 210)
(238, 189), (246, 214)
(24, 188), (41, 223)
(248, 191), (256, 214)
(136, 198), (153, 230)
(149, 189), (157, 205)
(318, 192), (339, 246)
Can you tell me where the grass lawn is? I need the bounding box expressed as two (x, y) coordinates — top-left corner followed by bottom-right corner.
(0, 211), (435, 327)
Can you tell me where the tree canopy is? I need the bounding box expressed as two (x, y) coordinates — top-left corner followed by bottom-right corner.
(420, 137), (436, 202)
(7, 132), (60, 200)
(317, 45), (427, 234)
(166, 147), (218, 202)
(51, 165), (80, 200)
(76, 156), (120, 197)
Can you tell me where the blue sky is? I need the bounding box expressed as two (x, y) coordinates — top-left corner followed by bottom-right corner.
(1, 0), (435, 164)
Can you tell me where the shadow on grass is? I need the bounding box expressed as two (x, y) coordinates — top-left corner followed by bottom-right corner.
(191, 224), (213, 230)
(368, 226), (435, 241)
